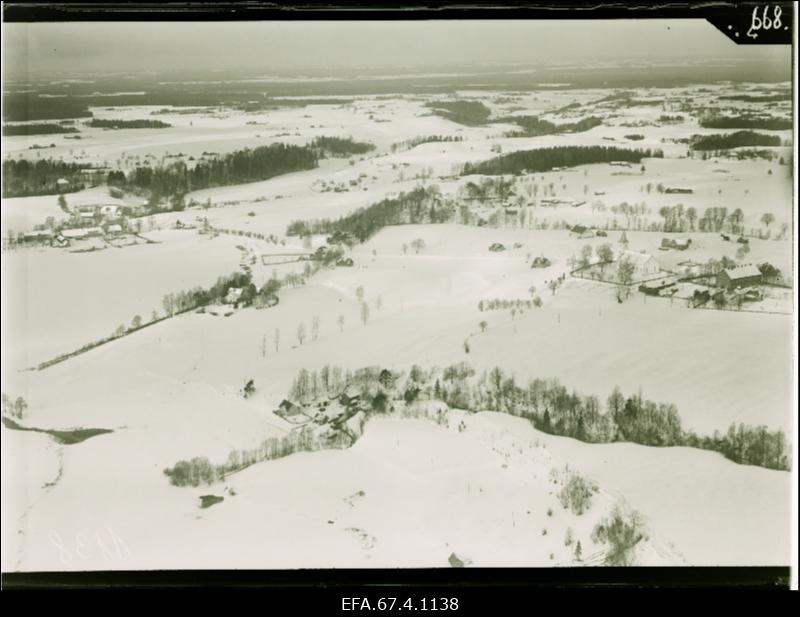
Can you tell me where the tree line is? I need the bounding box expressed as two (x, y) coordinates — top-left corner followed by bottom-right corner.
(287, 362), (791, 471)
(500, 115), (603, 137)
(114, 142), (319, 208)
(462, 146), (663, 176)
(699, 115), (792, 130)
(88, 118), (171, 129)
(2, 158), (87, 198)
(164, 360), (790, 489)
(287, 185), (447, 242)
(3, 123), (79, 136)
(690, 131), (781, 151)
(424, 100), (492, 126)
(390, 134), (464, 153)
(310, 135), (375, 156)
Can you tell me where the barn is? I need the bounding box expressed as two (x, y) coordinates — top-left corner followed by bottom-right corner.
(717, 265), (762, 291)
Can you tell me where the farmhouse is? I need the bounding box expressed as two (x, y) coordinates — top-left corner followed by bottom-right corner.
(338, 384), (361, 407)
(20, 230), (54, 245)
(61, 228), (88, 240)
(618, 250), (660, 279)
(224, 287), (244, 304)
(717, 265), (762, 291)
(100, 204), (122, 218)
(660, 236), (692, 251)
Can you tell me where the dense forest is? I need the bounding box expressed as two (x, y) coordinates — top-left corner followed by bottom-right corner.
(424, 100), (492, 125)
(88, 118), (172, 129)
(310, 135), (375, 156)
(3, 93), (93, 122)
(699, 115), (792, 130)
(690, 131), (781, 151)
(2, 159), (87, 198)
(2, 123), (79, 136)
(462, 146), (662, 176)
(500, 115), (603, 137)
(112, 143), (319, 206)
(286, 185), (447, 241)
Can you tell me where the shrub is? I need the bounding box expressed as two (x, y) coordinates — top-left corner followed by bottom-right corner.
(163, 457), (219, 487)
(558, 472), (597, 515)
(591, 505), (645, 566)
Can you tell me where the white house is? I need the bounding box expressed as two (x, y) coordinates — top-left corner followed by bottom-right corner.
(618, 249), (660, 280)
(100, 204), (121, 218)
(224, 287), (244, 304)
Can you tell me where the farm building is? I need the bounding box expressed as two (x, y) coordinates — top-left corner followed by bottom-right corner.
(100, 204), (122, 218)
(661, 237), (692, 251)
(61, 228), (88, 240)
(105, 224), (123, 235)
(224, 287), (244, 304)
(20, 230), (54, 245)
(274, 399), (309, 424)
(717, 265), (762, 291)
(618, 250), (660, 279)
(338, 384), (361, 407)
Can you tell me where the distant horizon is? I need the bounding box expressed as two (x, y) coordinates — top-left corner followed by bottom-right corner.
(3, 20), (792, 81)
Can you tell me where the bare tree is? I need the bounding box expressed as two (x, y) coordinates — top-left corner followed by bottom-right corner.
(337, 314), (345, 332)
(297, 323), (307, 346)
(274, 328), (280, 352)
(479, 320), (488, 333)
(360, 301), (370, 326)
(356, 285), (365, 302)
(311, 315), (320, 342)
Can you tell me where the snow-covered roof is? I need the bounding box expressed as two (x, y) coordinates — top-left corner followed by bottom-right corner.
(722, 264), (761, 280)
(619, 250), (656, 266)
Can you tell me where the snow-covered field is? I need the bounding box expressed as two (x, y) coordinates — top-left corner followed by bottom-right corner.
(2, 81), (794, 572)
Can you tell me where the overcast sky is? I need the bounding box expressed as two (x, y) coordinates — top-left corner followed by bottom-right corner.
(3, 19), (790, 78)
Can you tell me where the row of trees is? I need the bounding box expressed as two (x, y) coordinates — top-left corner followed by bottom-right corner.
(310, 135), (374, 156)
(305, 362), (791, 471)
(2, 158), (86, 197)
(501, 115), (603, 137)
(690, 131), (781, 151)
(287, 185), (447, 242)
(117, 143), (320, 207)
(462, 146), (663, 176)
(166, 356), (791, 489)
(88, 118), (171, 129)
(699, 115), (792, 130)
(390, 134), (464, 153)
(3, 123), (79, 136)
(424, 100), (492, 125)
(163, 422), (357, 487)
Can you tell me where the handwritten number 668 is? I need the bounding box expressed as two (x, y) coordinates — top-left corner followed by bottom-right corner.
(747, 5), (783, 38)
